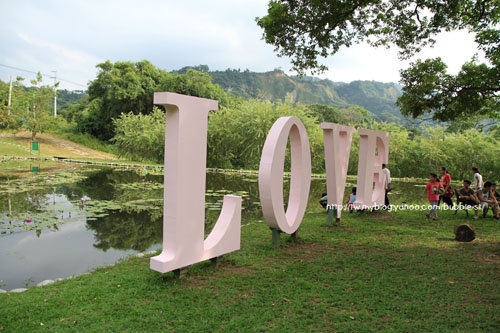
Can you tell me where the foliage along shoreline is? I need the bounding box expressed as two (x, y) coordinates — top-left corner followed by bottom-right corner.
(0, 155), (481, 185)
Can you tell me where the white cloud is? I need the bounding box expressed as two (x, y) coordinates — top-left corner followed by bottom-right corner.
(2, 33), (103, 88)
(317, 29), (484, 83)
(18, 33), (97, 65)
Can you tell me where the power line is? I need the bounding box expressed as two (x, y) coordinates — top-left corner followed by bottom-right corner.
(0, 63), (87, 88)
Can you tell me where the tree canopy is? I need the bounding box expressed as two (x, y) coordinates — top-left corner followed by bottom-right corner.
(257, 0), (499, 121)
(81, 60), (234, 140)
(0, 73), (56, 139)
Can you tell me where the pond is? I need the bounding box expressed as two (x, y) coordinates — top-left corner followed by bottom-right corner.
(1, 161), (432, 290)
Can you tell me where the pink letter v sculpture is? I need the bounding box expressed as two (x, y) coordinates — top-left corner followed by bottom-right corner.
(150, 93), (241, 274)
(321, 123), (355, 221)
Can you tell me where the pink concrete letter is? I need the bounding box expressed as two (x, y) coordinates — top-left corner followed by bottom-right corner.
(258, 117), (311, 234)
(150, 92), (241, 274)
(321, 123), (355, 218)
(353, 129), (390, 208)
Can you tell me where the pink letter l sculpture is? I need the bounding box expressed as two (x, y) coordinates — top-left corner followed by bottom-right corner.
(353, 129), (390, 209)
(259, 117), (311, 235)
(150, 93), (241, 274)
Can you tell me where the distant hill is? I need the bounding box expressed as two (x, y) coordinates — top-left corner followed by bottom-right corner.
(175, 66), (403, 122)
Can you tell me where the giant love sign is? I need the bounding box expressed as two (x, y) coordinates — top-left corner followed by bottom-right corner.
(150, 92), (389, 274)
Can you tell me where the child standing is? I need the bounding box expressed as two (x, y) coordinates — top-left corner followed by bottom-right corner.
(422, 173), (442, 220)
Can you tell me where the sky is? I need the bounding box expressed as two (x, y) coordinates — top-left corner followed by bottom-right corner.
(0, 0), (485, 90)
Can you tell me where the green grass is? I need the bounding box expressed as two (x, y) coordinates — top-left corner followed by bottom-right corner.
(0, 138), (42, 157)
(1, 209), (498, 332)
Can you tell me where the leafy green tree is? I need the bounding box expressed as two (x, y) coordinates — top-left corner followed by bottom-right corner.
(85, 60), (168, 140)
(0, 80), (9, 127)
(0, 76), (31, 129)
(174, 65), (210, 74)
(82, 61), (235, 140)
(25, 73), (55, 140)
(257, 0), (499, 121)
(307, 104), (374, 127)
(307, 104), (341, 124)
(158, 69), (235, 108)
(397, 57), (499, 121)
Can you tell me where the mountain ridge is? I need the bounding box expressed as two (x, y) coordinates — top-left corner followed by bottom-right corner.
(175, 66), (403, 123)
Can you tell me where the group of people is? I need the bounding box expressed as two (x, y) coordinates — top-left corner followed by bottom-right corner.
(319, 164), (499, 221)
(422, 167), (500, 220)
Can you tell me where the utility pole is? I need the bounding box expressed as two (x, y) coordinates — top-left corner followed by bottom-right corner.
(7, 76), (12, 116)
(51, 70), (57, 117)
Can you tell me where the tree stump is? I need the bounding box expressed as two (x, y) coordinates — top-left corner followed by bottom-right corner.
(454, 224), (476, 242)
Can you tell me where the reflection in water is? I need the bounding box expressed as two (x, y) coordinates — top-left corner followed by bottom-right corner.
(86, 210), (162, 252)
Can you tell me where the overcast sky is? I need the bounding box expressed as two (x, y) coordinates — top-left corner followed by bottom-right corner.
(0, 0), (484, 90)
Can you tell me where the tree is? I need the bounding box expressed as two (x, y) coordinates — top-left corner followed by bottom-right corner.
(158, 69), (234, 108)
(85, 60), (168, 140)
(26, 73), (54, 140)
(257, 0), (499, 121)
(307, 104), (341, 124)
(307, 103), (373, 126)
(0, 76), (31, 129)
(82, 61), (235, 140)
(397, 57), (499, 121)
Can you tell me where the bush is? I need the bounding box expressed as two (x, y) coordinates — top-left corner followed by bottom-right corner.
(207, 98), (324, 172)
(112, 107), (165, 162)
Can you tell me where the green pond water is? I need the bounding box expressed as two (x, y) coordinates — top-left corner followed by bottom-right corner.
(0, 161), (431, 290)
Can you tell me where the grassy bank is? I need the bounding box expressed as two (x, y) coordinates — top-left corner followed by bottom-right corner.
(0, 131), (116, 160)
(1, 209), (498, 332)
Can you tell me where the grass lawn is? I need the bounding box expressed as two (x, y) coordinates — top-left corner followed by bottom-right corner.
(1, 208), (498, 332)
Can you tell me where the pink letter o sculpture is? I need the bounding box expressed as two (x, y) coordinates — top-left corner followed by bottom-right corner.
(258, 117), (311, 234)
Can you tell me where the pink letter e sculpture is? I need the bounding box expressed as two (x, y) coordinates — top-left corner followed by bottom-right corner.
(259, 117), (311, 246)
(150, 92), (241, 275)
(353, 129), (390, 209)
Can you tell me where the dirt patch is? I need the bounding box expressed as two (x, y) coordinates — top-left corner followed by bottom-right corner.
(308, 297), (321, 303)
(179, 262), (257, 288)
(270, 242), (337, 263)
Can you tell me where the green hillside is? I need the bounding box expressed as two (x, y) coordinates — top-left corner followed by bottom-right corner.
(176, 66), (403, 122)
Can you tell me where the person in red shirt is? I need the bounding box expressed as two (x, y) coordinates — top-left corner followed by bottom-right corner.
(422, 173), (443, 220)
(439, 166), (453, 208)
